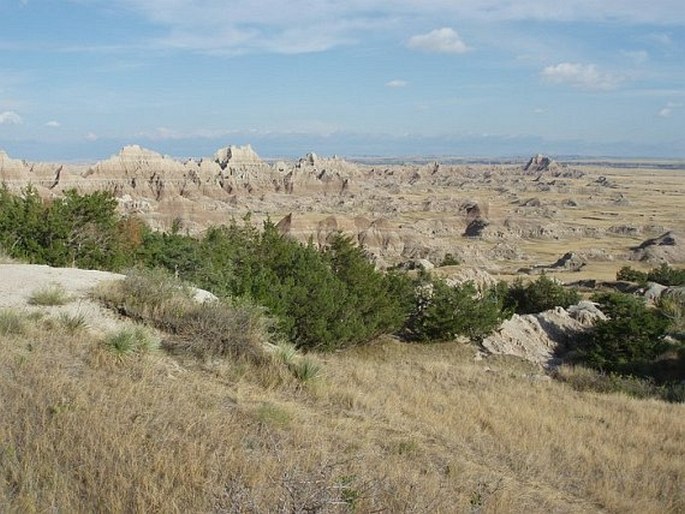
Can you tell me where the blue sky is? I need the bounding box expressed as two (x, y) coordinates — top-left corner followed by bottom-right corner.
(1, 0), (683, 160)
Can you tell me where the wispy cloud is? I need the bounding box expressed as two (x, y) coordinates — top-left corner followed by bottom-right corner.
(45, 120), (61, 128)
(0, 111), (23, 125)
(658, 102), (682, 118)
(645, 32), (672, 46)
(108, 1), (392, 54)
(386, 80), (408, 88)
(18, 1), (680, 57)
(622, 50), (649, 64)
(541, 63), (622, 91)
(113, 1), (685, 30)
(407, 28), (470, 54)
(85, 132), (98, 141)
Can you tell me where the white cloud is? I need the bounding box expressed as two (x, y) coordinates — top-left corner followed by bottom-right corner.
(85, 132), (98, 141)
(659, 102), (682, 118)
(386, 80), (408, 88)
(533, 108), (546, 114)
(541, 63), (622, 91)
(407, 28), (470, 54)
(45, 120), (61, 128)
(0, 111), (22, 125)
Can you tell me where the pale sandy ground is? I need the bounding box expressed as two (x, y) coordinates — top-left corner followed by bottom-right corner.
(0, 264), (217, 336)
(0, 264), (128, 335)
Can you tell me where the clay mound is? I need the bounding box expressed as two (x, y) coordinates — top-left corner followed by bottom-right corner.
(358, 218), (405, 258)
(85, 145), (187, 179)
(444, 268), (496, 289)
(0, 151), (65, 189)
(520, 197), (542, 207)
(214, 144), (262, 168)
(463, 218), (490, 238)
(283, 152), (357, 195)
(481, 301), (605, 367)
(489, 242), (526, 261)
(460, 200), (489, 222)
(549, 252), (586, 271)
(523, 153), (557, 173)
(0, 150), (28, 181)
(276, 213), (384, 251)
(524, 251), (586, 274)
(592, 175), (616, 188)
(630, 231), (685, 263)
(80, 145), (191, 200)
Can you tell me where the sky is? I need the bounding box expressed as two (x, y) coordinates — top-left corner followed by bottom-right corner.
(0, 0), (684, 161)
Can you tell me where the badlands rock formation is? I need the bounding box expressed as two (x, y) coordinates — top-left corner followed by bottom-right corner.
(481, 301), (607, 367)
(1, 147), (683, 273)
(630, 231), (685, 264)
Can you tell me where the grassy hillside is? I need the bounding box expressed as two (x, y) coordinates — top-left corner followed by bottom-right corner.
(1, 308), (682, 513)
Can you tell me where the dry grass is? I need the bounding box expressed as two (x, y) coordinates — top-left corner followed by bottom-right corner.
(27, 284), (72, 306)
(0, 249), (15, 264)
(0, 318), (682, 513)
(93, 269), (272, 364)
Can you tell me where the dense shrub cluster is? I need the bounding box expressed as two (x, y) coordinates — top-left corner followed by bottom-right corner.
(576, 292), (670, 373)
(0, 186), (142, 269)
(616, 265), (648, 283)
(568, 291), (684, 397)
(616, 263), (685, 286)
(405, 273), (508, 342)
(503, 275), (580, 314)
(137, 221), (413, 350)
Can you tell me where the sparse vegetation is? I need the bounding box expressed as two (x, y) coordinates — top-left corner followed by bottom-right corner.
(57, 312), (88, 333)
(0, 309), (27, 336)
(95, 268), (273, 363)
(102, 326), (159, 357)
(27, 284), (72, 306)
(290, 357), (322, 383)
(439, 253), (461, 267)
(554, 364), (673, 400)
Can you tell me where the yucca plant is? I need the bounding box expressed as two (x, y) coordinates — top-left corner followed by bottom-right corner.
(58, 312), (88, 333)
(102, 326), (158, 358)
(28, 284), (72, 306)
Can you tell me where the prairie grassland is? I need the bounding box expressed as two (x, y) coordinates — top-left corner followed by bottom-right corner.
(0, 316), (683, 513)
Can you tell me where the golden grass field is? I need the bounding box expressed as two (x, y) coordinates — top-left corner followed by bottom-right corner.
(1, 311), (682, 513)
